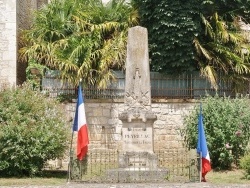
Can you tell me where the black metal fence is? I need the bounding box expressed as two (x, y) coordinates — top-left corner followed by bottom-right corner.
(68, 149), (199, 183)
(42, 71), (247, 100)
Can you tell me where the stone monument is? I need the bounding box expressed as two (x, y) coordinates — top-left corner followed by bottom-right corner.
(106, 26), (168, 182)
(118, 26), (158, 170)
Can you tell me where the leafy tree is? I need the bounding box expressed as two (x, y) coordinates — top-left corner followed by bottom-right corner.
(132, 0), (201, 74)
(133, 0), (250, 92)
(193, 0), (250, 92)
(200, 0), (250, 21)
(0, 83), (70, 176)
(194, 12), (250, 91)
(182, 95), (250, 170)
(19, 0), (139, 88)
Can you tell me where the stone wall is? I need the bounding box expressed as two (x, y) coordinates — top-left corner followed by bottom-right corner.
(0, 0), (49, 88)
(0, 0), (17, 89)
(66, 100), (197, 151)
(54, 100), (197, 169)
(37, 0), (49, 9)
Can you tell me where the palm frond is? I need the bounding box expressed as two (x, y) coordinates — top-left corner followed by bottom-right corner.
(200, 65), (218, 90)
(193, 38), (212, 60)
(234, 61), (250, 74)
(216, 20), (229, 43)
(200, 14), (214, 39)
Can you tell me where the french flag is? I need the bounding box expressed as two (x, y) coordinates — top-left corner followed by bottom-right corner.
(73, 84), (89, 160)
(197, 103), (211, 181)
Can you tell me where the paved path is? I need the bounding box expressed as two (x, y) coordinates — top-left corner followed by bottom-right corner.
(1, 183), (250, 188)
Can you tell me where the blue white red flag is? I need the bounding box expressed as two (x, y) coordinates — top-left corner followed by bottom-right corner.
(197, 103), (211, 181)
(73, 84), (89, 160)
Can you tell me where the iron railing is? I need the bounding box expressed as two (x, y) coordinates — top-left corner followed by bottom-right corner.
(68, 149), (199, 183)
(41, 72), (247, 100)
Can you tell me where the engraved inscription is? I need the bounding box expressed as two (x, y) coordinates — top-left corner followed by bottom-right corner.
(122, 127), (153, 152)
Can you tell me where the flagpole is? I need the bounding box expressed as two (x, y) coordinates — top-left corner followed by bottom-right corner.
(67, 79), (89, 182)
(67, 131), (74, 183)
(67, 82), (81, 183)
(198, 102), (202, 182)
(199, 151), (202, 182)
(197, 102), (211, 182)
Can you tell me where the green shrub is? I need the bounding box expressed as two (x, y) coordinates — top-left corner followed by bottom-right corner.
(0, 83), (70, 176)
(26, 58), (48, 89)
(240, 152), (250, 178)
(182, 94), (250, 170)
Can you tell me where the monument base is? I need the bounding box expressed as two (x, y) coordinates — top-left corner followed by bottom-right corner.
(106, 168), (168, 183)
(118, 151), (158, 169)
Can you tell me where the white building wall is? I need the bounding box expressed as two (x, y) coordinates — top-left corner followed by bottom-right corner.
(0, 0), (17, 89)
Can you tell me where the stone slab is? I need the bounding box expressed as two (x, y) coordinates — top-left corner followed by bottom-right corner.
(106, 168), (169, 183)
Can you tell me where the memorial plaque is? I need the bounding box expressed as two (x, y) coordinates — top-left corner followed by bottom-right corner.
(122, 126), (153, 152)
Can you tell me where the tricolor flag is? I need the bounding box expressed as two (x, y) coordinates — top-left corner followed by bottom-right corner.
(197, 103), (211, 182)
(73, 84), (89, 160)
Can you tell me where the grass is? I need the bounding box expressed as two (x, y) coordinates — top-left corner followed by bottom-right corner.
(206, 169), (250, 184)
(0, 169), (250, 186)
(0, 170), (68, 186)
(0, 177), (67, 186)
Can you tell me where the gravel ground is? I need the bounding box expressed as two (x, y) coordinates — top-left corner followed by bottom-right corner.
(1, 183), (250, 188)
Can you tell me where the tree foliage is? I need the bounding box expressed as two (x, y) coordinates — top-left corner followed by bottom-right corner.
(194, 0), (250, 91)
(182, 95), (250, 170)
(132, 0), (201, 73)
(19, 0), (139, 88)
(194, 12), (250, 91)
(201, 0), (250, 21)
(0, 83), (70, 176)
(133, 0), (250, 92)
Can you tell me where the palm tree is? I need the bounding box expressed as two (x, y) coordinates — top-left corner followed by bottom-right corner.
(194, 12), (250, 92)
(19, 0), (139, 88)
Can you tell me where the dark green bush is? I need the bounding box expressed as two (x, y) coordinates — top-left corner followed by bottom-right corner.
(182, 94), (250, 170)
(240, 152), (250, 179)
(0, 83), (70, 176)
